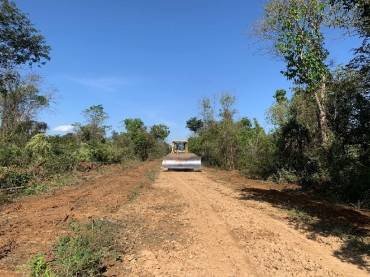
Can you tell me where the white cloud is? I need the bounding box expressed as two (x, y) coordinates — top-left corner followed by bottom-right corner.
(54, 125), (74, 132)
(67, 75), (129, 92)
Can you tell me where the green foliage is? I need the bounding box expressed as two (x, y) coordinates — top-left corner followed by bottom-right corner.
(266, 89), (290, 127)
(123, 118), (168, 161)
(144, 166), (160, 181)
(0, 143), (29, 167)
(331, 0), (370, 91)
(73, 105), (111, 144)
(244, 0), (370, 208)
(24, 182), (49, 195)
(0, 0), (51, 69)
(0, 72), (54, 143)
(0, 1), (52, 143)
(25, 134), (52, 163)
(0, 170), (31, 189)
(124, 118), (145, 133)
(128, 183), (145, 201)
(347, 236), (370, 254)
(189, 92), (275, 177)
(24, 254), (54, 277)
(72, 143), (96, 162)
(110, 131), (136, 162)
(288, 208), (312, 224)
(150, 124), (170, 142)
(186, 117), (204, 133)
(93, 143), (119, 163)
(23, 218), (119, 277)
(233, 117), (275, 178)
(124, 118), (149, 161)
(147, 140), (169, 159)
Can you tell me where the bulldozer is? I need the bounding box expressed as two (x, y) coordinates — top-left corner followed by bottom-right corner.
(161, 140), (202, 170)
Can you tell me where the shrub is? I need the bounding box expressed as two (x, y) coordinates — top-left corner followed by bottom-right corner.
(0, 171), (32, 189)
(72, 143), (96, 162)
(26, 134), (52, 163)
(53, 218), (118, 277)
(0, 144), (29, 167)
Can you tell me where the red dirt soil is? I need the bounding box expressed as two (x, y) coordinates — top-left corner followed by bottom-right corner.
(0, 160), (369, 276)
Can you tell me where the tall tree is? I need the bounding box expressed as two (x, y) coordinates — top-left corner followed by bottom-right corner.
(0, 72), (55, 142)
(218, 92), (238, 170)
(0, 0), (51, 70)
(330, 0), (370, 92)
(0, 0), (52, 143)
(248, 0), (332, 143)
(73, 105), (110, 143)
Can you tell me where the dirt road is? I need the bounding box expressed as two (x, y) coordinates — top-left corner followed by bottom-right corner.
(0, 161), (369, 276)
(121, 170), (369, 277)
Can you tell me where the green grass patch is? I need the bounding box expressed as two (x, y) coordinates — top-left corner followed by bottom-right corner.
(21, 254), (54, 277)
(288, 208), (312, 224)
(347, 236), (370, 254)
(21, 218), (121, 277)
(144, 167), (159, 181)
(128, 183), (145, 201)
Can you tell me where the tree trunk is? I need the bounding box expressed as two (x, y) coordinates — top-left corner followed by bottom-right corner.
(313, 75), (328, 144)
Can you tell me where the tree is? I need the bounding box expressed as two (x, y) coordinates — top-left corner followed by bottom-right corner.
(186, 117), (203, 133)
(150, 124), (170, 142)
(124, 118), (151, 161)
(326, 66), (370, 146)
(73, 105), (110, 144)
(248, 0), (332, 143)
(198, 95), (217, 127)
(0, 72), (55, 142)
(0, 0), (51, 70)
(188, 93), (275, 175)
(266, 89), (289, 128)
(218, 92), (238, 170)
(0, 1), (52, 143)
(330, 0), (370, 93)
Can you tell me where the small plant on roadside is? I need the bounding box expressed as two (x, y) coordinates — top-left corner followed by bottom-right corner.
(128, 183), (145, 201)
(24, 182), (49, 195)
(347, 236), (370, 254)
(331, 223), (355, 238)
(53, 218), (117, 277)
(22, 254), (54, 277)
(23, 218), (120, 277)
(288, 208), (312, 224)
(145, 168), (159, 181)
(120, 158), (140, 170)
(113, 252), (121, 261)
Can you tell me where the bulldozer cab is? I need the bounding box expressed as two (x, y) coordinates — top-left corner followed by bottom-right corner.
(172, 140), (188, 153)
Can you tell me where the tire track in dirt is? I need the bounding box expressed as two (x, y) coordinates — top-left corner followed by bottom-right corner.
(165, 173), (259, 277)
(124, 170), (369, 277)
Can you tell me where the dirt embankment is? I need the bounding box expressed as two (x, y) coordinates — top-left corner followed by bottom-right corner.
(0, 161), (370, 276)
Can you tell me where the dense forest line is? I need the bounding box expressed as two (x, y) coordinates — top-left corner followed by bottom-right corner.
(1, 0), (370, 209)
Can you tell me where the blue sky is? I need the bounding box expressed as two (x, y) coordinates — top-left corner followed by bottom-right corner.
(14, 0), (359, 142)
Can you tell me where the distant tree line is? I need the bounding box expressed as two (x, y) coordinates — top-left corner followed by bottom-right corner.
(0, 0), (170, 193)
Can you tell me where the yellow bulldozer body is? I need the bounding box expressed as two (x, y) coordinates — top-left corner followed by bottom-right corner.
(161, 140), (202, 170)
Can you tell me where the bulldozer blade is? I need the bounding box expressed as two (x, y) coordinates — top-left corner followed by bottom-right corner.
(161, 153), (202, 170)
